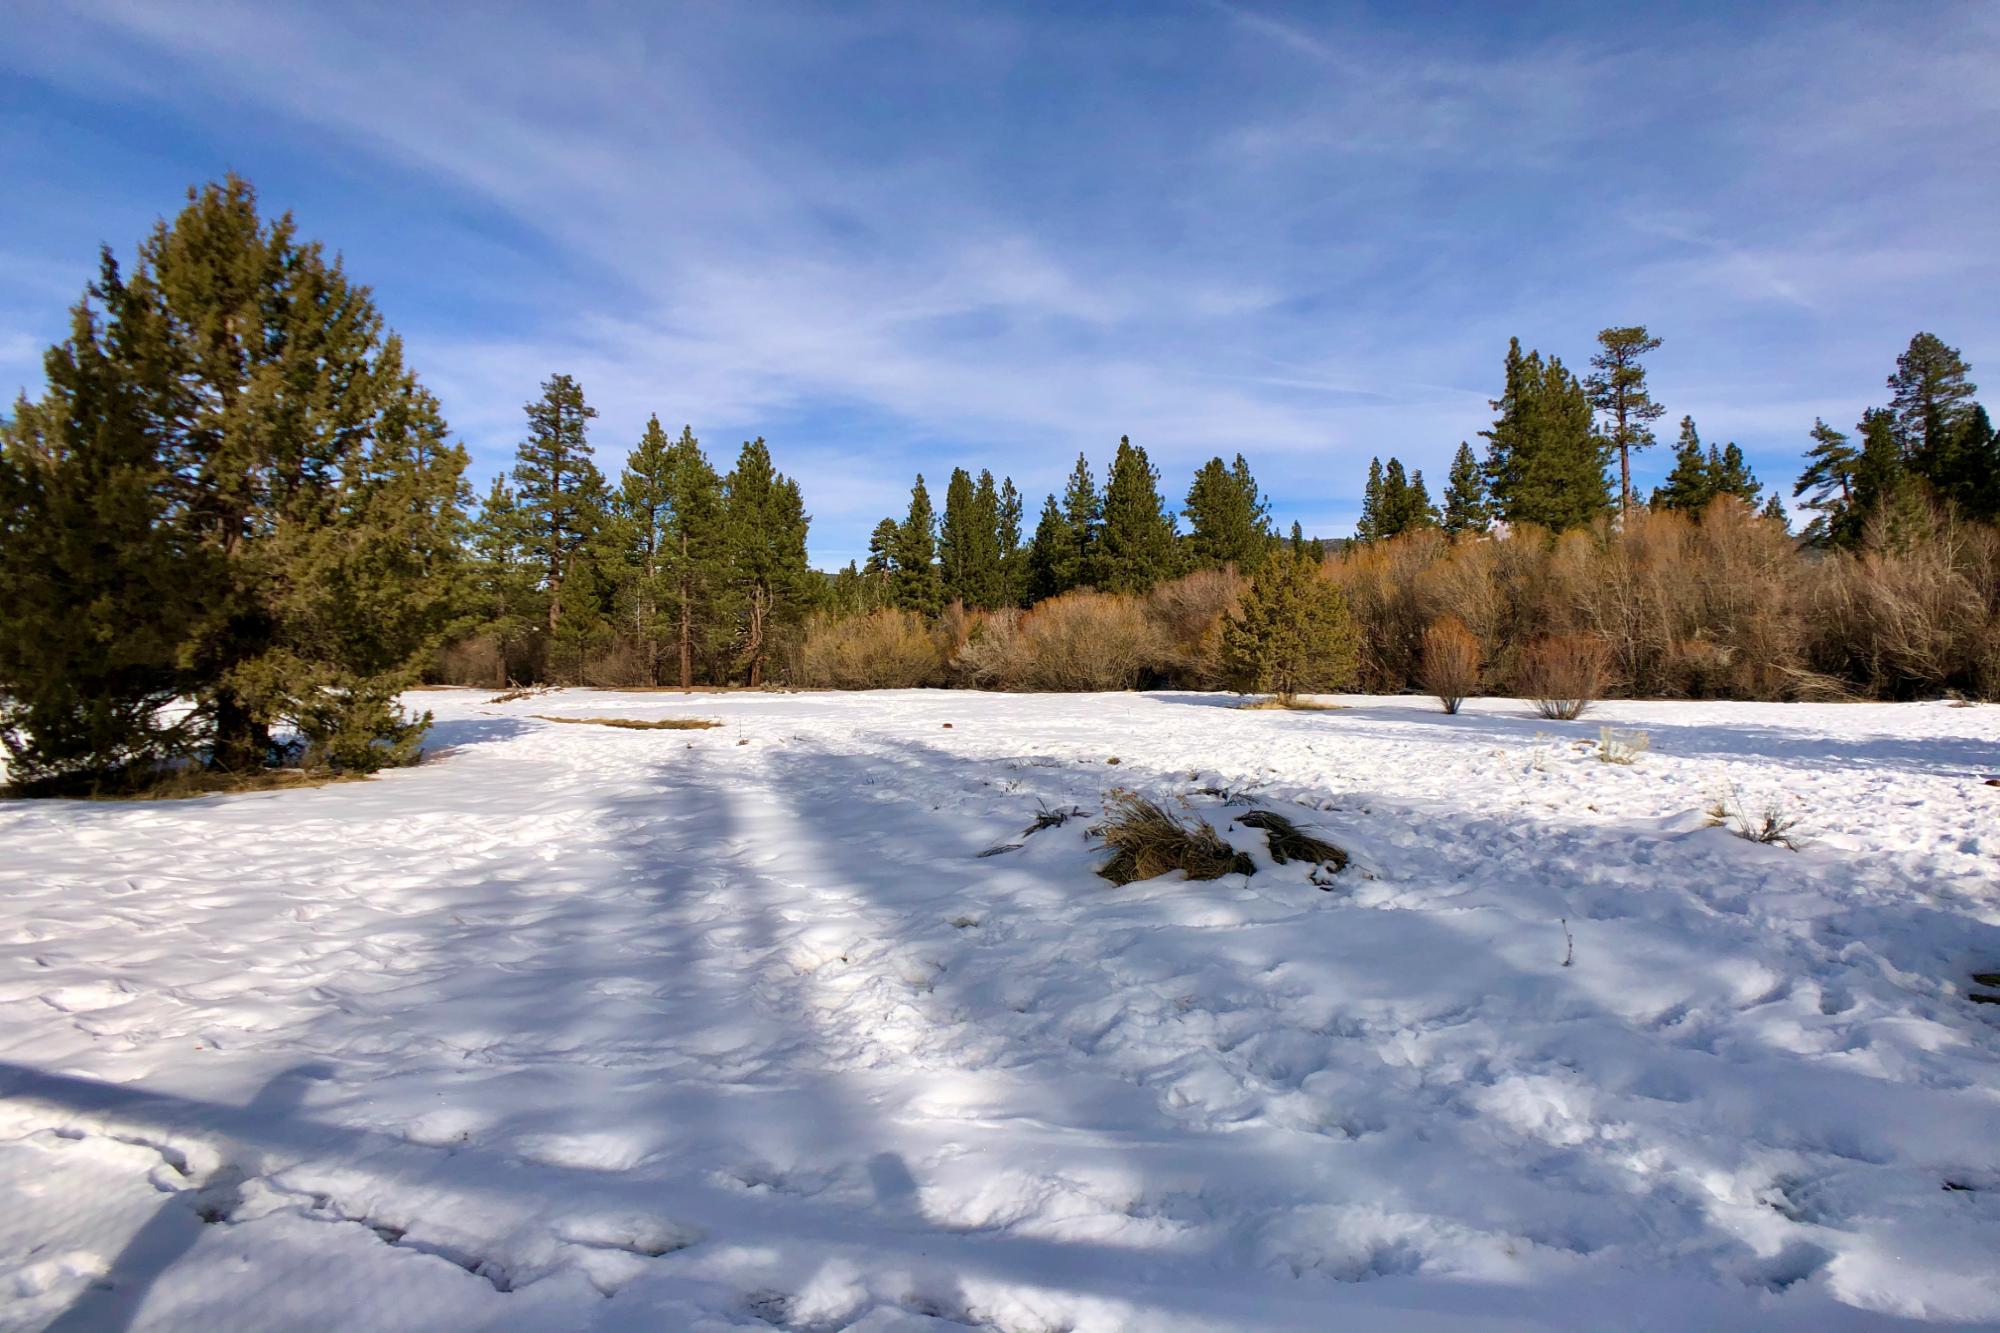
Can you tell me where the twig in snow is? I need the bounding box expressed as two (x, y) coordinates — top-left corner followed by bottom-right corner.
(1560, 917), (1574, 968)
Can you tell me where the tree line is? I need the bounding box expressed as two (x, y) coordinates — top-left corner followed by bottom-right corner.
(3, 177), (1997, 792)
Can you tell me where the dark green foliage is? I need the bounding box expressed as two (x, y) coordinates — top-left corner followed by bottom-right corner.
(996, 475), (1025, 606)
(724, 438), (811, 684)
(1651, 417), (1763, 515)
(0, 177), (466, 791)
(1097, 436), (1179, 593)
(1355, 458), (1384, 543)
(1586, 325), (1667, 513)
(1441, 441), (1490, 536)
(512, 374), (606, 639)
(1794, 417), (1858, 546)
(1024, 493), (1072, 602)
(889, 473), (942, 613)
(1482, 337), (1609, 532)
(1850, 407), (1929, 550)
(1889, 333), (1978, 502)
(939, 467), (1008, 608)
(1357, 456), (1438, 541)
(1220, 551), (1361, 701)
(618, 420), (726, 686)
(1060, 452), (1103, 588)
(1183, 453), (1270, 572)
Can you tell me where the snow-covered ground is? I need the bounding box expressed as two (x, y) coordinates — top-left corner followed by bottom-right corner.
(2, 689), (1997, 1332)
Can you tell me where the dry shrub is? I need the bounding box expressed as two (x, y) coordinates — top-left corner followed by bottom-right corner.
(981, 591), (1168, 692)
(434, 635), (508, 688)
(1326, 529), (1448, 690)
(1806, 515), (2000, 699)
(1418, 616), (1481, 714)
(533, 715), (719, 730)
(1517, 634), (1610, 720)
(951, 608), (1024, 688)
(1094, 790), (1255, 885)
(1146, 567), (1247, 688)
(794, 609), (945, 689)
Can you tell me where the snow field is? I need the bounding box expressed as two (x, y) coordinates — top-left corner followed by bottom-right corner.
(0, 689), (1997, 1331)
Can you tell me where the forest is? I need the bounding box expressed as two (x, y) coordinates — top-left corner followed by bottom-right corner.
(3, 179), (1998, 792)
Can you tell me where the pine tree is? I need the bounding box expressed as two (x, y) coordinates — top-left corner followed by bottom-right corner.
(1653, 416), (1714, 512)
(1377, 458), (1436, 537)
(469, 476), (540, 684)
(724, 438), (810, 685)
(617, 416), (675, 683)
(1483, 338), (1609, 532)
(1850, 407), (1926, 549)
(647, 424), (727, 686)
(0, 177), (467, 788)
(1793, 418), (1859, 546)
(1441, 441), (1490, 536)
(1024, 494), (1072, 603)
(1097, 436), (1178, 593)
(513, 374), (606, 646)
(1290, 520), (1305, 554)
(968, 469), (1006, 608)
(1220, 552), (1360, 703)
(1183, 453), (1270, 572)
(890, 473), (942, 613)
(1761, 493), (1789, 529)
(1059, 452), (1103, 588)
(996, 476), (1025, 605)
(1953, 404), (2000, 522)
(1586, 325), (1667, 515)
(1711, 442), (1760, 505)
(1355, 457), (1385, 543)
(938, 467), (979, 606)
(1887, 333), (1977, 498)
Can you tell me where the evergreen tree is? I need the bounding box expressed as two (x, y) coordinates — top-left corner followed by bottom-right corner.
(513, 374), (606, 643)
(938, 467), (979, 606)
(890, 473), (942, 613)
(1183, 453), (1270, 572)
(1887, 333), (1977, 498)
(0, 177), (466, 789)
(643, 424), (727, 686)
(1059, 452), (1103, 588)
(968, 469), (1006, 608)
(469, 476), (540, 684)
(1378, 458), (1437, 537)
(1441, 441), (1490, 536)
(996, 476), (1025, 605)
(1850, 407), (1926, 549)
(1652, 416), (1714, 513)
(616, 416), (675, 683)
(1220, 552), (1361, 703)
(1760, 493), (1789, 529)
(1953, 404), (2000, 522)
(1793, 418), (1858, 546)
(1711, 442), (1760, 505)
(1290, 520), (1305, 554)
(1586, 325), (1667, 515)
(1024, 494), (1072, 604)
(1097, 436), (1178, 593)
(1482, 337), (1609, 532)
(864, 518), (899, 576)
(723, 438), (810, 685)
(1355, 457), (1385, 543)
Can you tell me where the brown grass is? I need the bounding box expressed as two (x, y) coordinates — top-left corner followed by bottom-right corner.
(1093, 790), (1256, 885)
(1235, 809), (1348, 871)
(533, 715), (720, 730)
(1235, 696), (1344, 711)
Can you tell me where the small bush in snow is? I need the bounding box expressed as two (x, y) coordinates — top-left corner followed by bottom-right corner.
(1418, 617), (1482, 714)
(1597, 727), (1650, 764)
(1093, 791), (1255, 886)
(1706, 786), (1808, 851)
(1517, 635), (1610, 721)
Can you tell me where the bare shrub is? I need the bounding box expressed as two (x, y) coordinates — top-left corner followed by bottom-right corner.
(1011, 591), (1168, 692)
(1516, 634), (1610, 720)
(1093, 790), (1255, 885)
(1807, 515), (2000, 699)
(951, 608), (1026, 688)
(435, 635), (507, 688)
(794, 609), (945, 689)
(1418, 616), (1481, 714)
(1145, 567), (1247, 689)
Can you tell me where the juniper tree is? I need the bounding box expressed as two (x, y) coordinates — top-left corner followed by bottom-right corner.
(1586, 326), (1667, 515)
(0, 177), (467, 789)
(724, 438), (810, 685)
(1441, 442), (1490, 536)
(1183, 453), (1270, 572)
(890, 473), (942, 613)
(1483, 338), (1609, 532)
(1220, 552), (1360, 704)
(1097, 435), (1178, 593)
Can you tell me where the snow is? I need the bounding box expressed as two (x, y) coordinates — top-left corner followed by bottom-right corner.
(1, 688), (1997, 1331)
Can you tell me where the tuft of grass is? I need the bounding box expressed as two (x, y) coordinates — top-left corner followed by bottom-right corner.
(533, 715), (720, 731)
(1597, 727), (1650, 764)
(1706, 786), (1809, 851)
(1235, 809), (1348, 873)
(1092, 790), (1256, 886)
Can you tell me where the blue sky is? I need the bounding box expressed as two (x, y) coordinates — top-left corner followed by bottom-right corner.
(4, 2), (1996, 566)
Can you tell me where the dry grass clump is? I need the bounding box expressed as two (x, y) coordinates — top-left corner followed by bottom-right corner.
(1235, 809), (1348, 872)
(1516, 635), (1611, 720)
(1418, 616), (1481, 714)
(533, 715), (720, 730)
(1236, 696), (1342, 711)
(1707, 787), (1808, 851)
(1093, 791), (1256, 885)
(795, 609), (945, 689)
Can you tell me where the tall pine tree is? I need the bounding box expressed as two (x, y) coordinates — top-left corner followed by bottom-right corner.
(1483, 337), (1609, 532)
(1183, 453), (1270, 571)
(1441, 442), (1490, 536)
(724, 438), (810, 685)
(513, 374), (606, 644)
(890, 474), (942, 613)
(1097, 436), (1179, 593)
(1586, 325), (1667, 515)
(1794, 418), (1858, 547)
